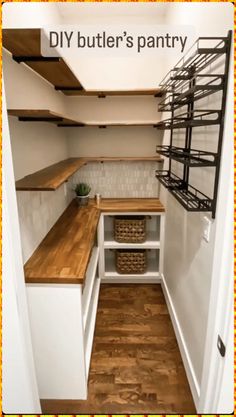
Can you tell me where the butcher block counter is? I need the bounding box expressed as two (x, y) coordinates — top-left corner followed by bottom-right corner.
(24, 198), (165, 284)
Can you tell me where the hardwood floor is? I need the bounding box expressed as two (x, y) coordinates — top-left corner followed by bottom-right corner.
(41, 284), (196, 414)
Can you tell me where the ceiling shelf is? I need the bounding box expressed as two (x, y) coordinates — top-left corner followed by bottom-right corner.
(8, 109), (159, 128)
(16, 156), (163, 191)
(3, 28), (163, 97)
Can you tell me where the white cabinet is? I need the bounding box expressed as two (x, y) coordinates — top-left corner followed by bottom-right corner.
(98, 212), (165, 283)
(26, 246), (100, 400)
(25, 209), (165, 400)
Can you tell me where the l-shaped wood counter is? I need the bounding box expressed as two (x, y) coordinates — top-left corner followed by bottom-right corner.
(24, 198), (165, 401)
(24, 198), (165, 284)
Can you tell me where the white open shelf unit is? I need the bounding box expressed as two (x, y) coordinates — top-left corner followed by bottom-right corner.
(98, 212), (165, 283)
(104, 230), (160, 249)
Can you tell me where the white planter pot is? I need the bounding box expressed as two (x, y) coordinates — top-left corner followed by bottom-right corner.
(76, 195), (89, 206)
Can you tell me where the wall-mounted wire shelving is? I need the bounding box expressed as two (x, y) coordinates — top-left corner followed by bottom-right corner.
(155, 31), (232, 218)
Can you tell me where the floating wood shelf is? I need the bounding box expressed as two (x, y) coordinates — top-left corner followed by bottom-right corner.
(83, 156), (163, 162)
(3, 29), (84, 91)
(59, 122), (160, 128)
(3, 29), (163, 97)
(15, 156), (163, 191)
(8, 109), (160, 128)
(58, 88), (163, 97)
(15, 158), (85, 191)
(8, 109), (84, 126)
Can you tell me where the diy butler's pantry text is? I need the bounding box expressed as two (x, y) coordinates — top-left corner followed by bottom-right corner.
(49, 30), (188, 53)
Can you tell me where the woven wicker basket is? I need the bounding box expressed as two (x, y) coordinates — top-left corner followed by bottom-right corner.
(116, 249), (147, 274)
(114, 216), (146, 243)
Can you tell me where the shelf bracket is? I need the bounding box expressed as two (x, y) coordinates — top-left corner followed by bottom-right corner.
(19, 117), (63, 122)
(54, 86), (84, 91)
(13, 56), (60, 63)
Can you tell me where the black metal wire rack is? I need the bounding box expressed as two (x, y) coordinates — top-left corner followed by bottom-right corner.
(160, 36), (228, 89)
(156, 31), (232, 218)
(156, 146), (218, 167)
(158, 74), (224, 112)
(156, 110), (221, 130)
(156, 170), (213, 212)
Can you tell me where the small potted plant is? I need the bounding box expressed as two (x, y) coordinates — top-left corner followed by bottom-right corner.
(74, 182), (91, 206)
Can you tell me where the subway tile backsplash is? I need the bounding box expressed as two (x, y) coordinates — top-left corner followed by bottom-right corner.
(17, 180), (74, 263)
(72, 162), (160, 198)
(17, 162), (159, 263)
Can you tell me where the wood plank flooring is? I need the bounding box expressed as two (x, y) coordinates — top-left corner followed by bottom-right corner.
(41, 284), (196, 414)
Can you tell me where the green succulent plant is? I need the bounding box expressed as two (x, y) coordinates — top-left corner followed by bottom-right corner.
(74, 182), (91, 197)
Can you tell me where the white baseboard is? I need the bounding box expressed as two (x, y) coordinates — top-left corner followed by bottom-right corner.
(101, 277), (161, 284)
(161, 273), (200, 409)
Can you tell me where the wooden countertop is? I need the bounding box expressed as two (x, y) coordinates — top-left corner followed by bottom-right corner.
(24, 198), (165, 285)
(94, 198), (165, 212)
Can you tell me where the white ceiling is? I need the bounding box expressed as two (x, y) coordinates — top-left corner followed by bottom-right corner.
(54, 3), (170, 89)
(56, 3), (168, 24)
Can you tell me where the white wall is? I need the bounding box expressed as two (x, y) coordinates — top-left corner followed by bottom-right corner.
(3, 38), (72, 263)
(3, 82), (41, 414)
(66, 95), (163, 157)
(161, 2), (233, 406)
(56, 2), (169, 90)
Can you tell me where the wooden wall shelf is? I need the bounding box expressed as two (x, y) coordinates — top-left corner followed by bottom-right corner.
(58, 88), (163, 97)
(8, 109), (160, 128)
(3, 29), (83, 92)
(8, 109), (84, 126)
(3, 28), (163, 97)
(15, 158), (85, 191)
(15, 157), (163, 191)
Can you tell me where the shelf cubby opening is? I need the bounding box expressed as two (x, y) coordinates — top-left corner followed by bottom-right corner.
(104, 248), (160, 279)
(104, 214), (161, 249)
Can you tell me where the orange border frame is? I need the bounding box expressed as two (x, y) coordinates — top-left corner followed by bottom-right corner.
(0, 1), (234, 417)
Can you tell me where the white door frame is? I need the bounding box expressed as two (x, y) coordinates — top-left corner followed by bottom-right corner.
(2, 79), (41, 413)
(198, 32), (234, 413)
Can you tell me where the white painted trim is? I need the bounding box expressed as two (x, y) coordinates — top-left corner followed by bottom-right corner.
(98, 215), (105, 279)
(198, 32), (234, 414)
(82, 247), (99, 328)
(102, 277), (161, 284)
(161, 273), (200, 408)
(84, 278), (101, 378)
(159, 214), (165, 276)
(2, 79), (41, 413)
